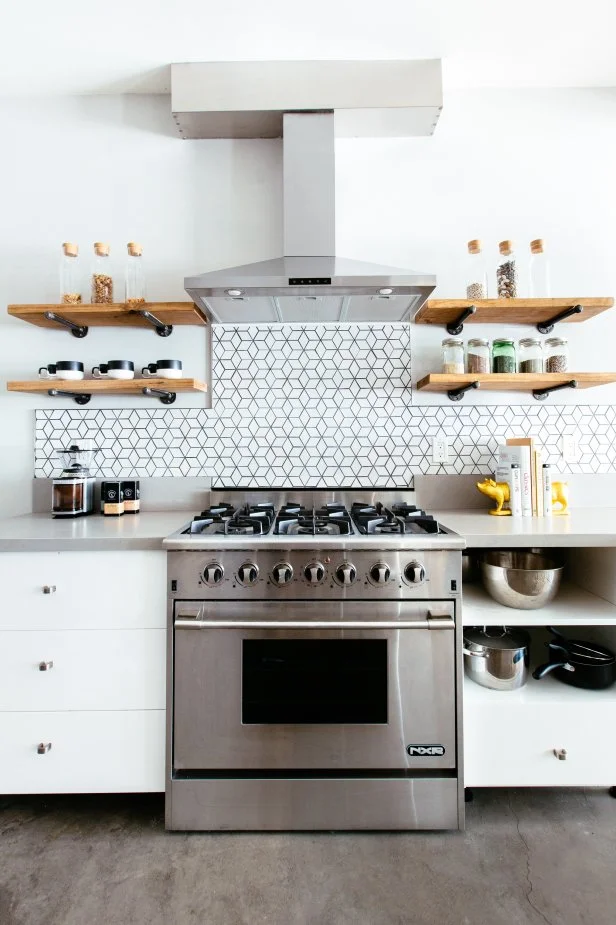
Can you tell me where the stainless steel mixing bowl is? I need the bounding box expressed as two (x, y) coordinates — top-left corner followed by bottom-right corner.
(479, 551), (563, 610)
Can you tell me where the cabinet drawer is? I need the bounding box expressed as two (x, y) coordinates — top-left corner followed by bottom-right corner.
(0, 551), (166, 629)
(0, 629), (165, 711)
(0, 710), (165, 793)
(464, 700), (616, 787)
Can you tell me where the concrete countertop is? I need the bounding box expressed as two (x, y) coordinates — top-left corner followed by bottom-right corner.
(434, 508), (616, 548)
(0, 508), (615, 552)
(0, 512), (188, 552)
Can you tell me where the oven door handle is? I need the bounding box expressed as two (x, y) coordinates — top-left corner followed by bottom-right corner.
(174, 618), (454, 630)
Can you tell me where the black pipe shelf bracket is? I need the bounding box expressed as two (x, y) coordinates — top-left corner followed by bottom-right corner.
(446, 304), (477, 336)
(43, 311), (88, 338)
(536, 303), (583, 335)
(47, 388), (91, 405)
(533, 379), (578, 401)
(142, 387), (177, 405)
(447, 381), (480, 401)
(139, 310), (173, 337)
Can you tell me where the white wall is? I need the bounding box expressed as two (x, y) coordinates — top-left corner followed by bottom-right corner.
(1, 88), (616, 514)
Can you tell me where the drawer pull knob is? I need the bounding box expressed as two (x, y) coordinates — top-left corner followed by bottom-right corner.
(42, 585), (57, 595)
(553, 748), (568, 761)
(37, 742), (52, 755)
(38, 661), (54, 672)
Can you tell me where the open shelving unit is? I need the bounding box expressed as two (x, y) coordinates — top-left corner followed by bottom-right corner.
(7, 302), (206, 337)
(416, 371), (616, 401)
(414, 297), (614, 335)
(462, 582), (616, 628)
(6, 377), (207, 405)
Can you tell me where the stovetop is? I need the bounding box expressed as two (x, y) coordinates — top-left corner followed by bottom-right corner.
(164, 491), (464, 551)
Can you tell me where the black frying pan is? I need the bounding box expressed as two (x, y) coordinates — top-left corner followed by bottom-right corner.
(532, 627), (616, 690)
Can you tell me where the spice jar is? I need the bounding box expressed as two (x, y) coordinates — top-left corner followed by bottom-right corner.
(60, 242), (82, 304)
(529, 238), (551, 298)
(91, 243), (114, 304)
(465, 239), (488, 300)
(545, 337), (569, 372)
(125, 242), (146, 307)
(442, 338), (464, 374)
(518, 338), (543, 373)
(496, 240), (518, 298)
(492, 339), (516, 373)
(467, 338), (490, 374)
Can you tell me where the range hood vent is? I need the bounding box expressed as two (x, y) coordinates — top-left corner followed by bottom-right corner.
(174, 61), (441, 323)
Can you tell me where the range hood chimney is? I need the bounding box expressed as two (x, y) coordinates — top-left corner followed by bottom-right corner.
(174, 61), (441, 323)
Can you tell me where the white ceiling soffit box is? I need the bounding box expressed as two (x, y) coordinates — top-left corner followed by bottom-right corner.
(173, 60), (442, 324)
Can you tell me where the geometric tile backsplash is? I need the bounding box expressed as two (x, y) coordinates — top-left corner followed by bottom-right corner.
(34, 323), (616, 487)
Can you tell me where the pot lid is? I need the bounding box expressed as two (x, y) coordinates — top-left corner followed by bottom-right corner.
(464, 626), (530, 650)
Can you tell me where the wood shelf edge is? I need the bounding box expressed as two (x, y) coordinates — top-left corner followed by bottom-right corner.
(7, 377), (208, 394)
(416, 372), (616, 392)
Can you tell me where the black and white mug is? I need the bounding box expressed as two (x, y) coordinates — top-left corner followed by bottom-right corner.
(39, 361), (84, 381)
(92, 361), (135, 380)
(141, 360), (183, 380)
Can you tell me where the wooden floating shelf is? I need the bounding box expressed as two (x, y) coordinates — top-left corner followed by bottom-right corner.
(7, 302), (206, 334)
(7, 378), (207, 406)
(415, 297), (613, 330)
(416, 372), (616, 400)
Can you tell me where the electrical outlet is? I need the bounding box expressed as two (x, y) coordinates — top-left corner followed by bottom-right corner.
(561, 434), (579, 462)
(432, 436), (449, 464)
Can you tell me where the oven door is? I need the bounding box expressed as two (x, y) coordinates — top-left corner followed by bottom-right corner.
(172, 600), (456, 771)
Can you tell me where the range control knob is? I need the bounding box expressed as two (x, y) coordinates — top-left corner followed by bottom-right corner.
(404, 561), (426, 585)
(335, 563), (357, 586)
(370, 563), (391, 585)
(202, 563), (224, 586)
(237, 563), (259, 586)
(304, 562), (326, 585)
(271, 563), (293, 586)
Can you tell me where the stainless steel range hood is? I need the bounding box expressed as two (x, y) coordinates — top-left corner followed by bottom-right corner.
(176, 61), (441, 323)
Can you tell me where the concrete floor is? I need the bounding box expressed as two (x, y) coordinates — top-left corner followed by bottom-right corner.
(1, 789), (615, 925)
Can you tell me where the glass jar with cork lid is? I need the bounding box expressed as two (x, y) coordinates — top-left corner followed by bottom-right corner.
(125, 242), (146, 307)
(496, 240), (518, 298)
(60, 242), (82, 304)
(91, 243), (114, 304)
(465, 239), (488, 300)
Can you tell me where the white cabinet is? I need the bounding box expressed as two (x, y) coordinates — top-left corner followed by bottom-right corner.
(463, 579), (616, 789)
(0, 628), (165, 711)
(464, 680), (616, 787)
(0, 710), (165, 793)
(0, 550), (166, 629)
(0, 549), (167, 793)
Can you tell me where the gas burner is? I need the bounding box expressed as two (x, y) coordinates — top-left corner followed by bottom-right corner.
(185, 502), (275, 536)
(275, 503), (352, 536)
(351, 502), (403, 535)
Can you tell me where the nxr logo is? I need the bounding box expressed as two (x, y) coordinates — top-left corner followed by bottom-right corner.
(406, 744), (446, 757)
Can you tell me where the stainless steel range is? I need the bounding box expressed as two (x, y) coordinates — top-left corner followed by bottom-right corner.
(164, 491), (465, 831)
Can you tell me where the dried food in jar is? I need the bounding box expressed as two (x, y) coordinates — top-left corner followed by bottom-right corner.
(545, 337), (569, 372)
(60, 242), (82, 304)
(467, 338), (490, 374)
(442, 338), (464, 374)
(62, 292), (82, 304)
(92, 273), (114, 303)
(518, 338), (543, 373)
(492, 339), (516, 373)
(464, 240), (488, 300)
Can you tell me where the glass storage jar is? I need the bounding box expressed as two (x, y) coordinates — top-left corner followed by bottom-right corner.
(518, 338), (543, 373)
(529, 238), (551, 297)
(467, 338), (490, 374)
(91, 242), (114, 304)
(442, 338), (464, 374)
(545, 337), (569, 372)
(465, 239), (488, 300)
(60, 242), (82, 304)
(496, 240), (518, 298)
(492, 339), (516, 373)
(125, 242), (146, 306)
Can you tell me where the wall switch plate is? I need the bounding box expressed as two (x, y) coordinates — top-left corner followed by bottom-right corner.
(432, 436), (449, 464)
(561, 434), (579, 462)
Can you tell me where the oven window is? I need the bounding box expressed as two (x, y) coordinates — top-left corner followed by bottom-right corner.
(242, 639), (388, 724)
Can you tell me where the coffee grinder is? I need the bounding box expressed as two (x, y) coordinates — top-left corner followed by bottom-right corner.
(52, 442), (99, 517)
